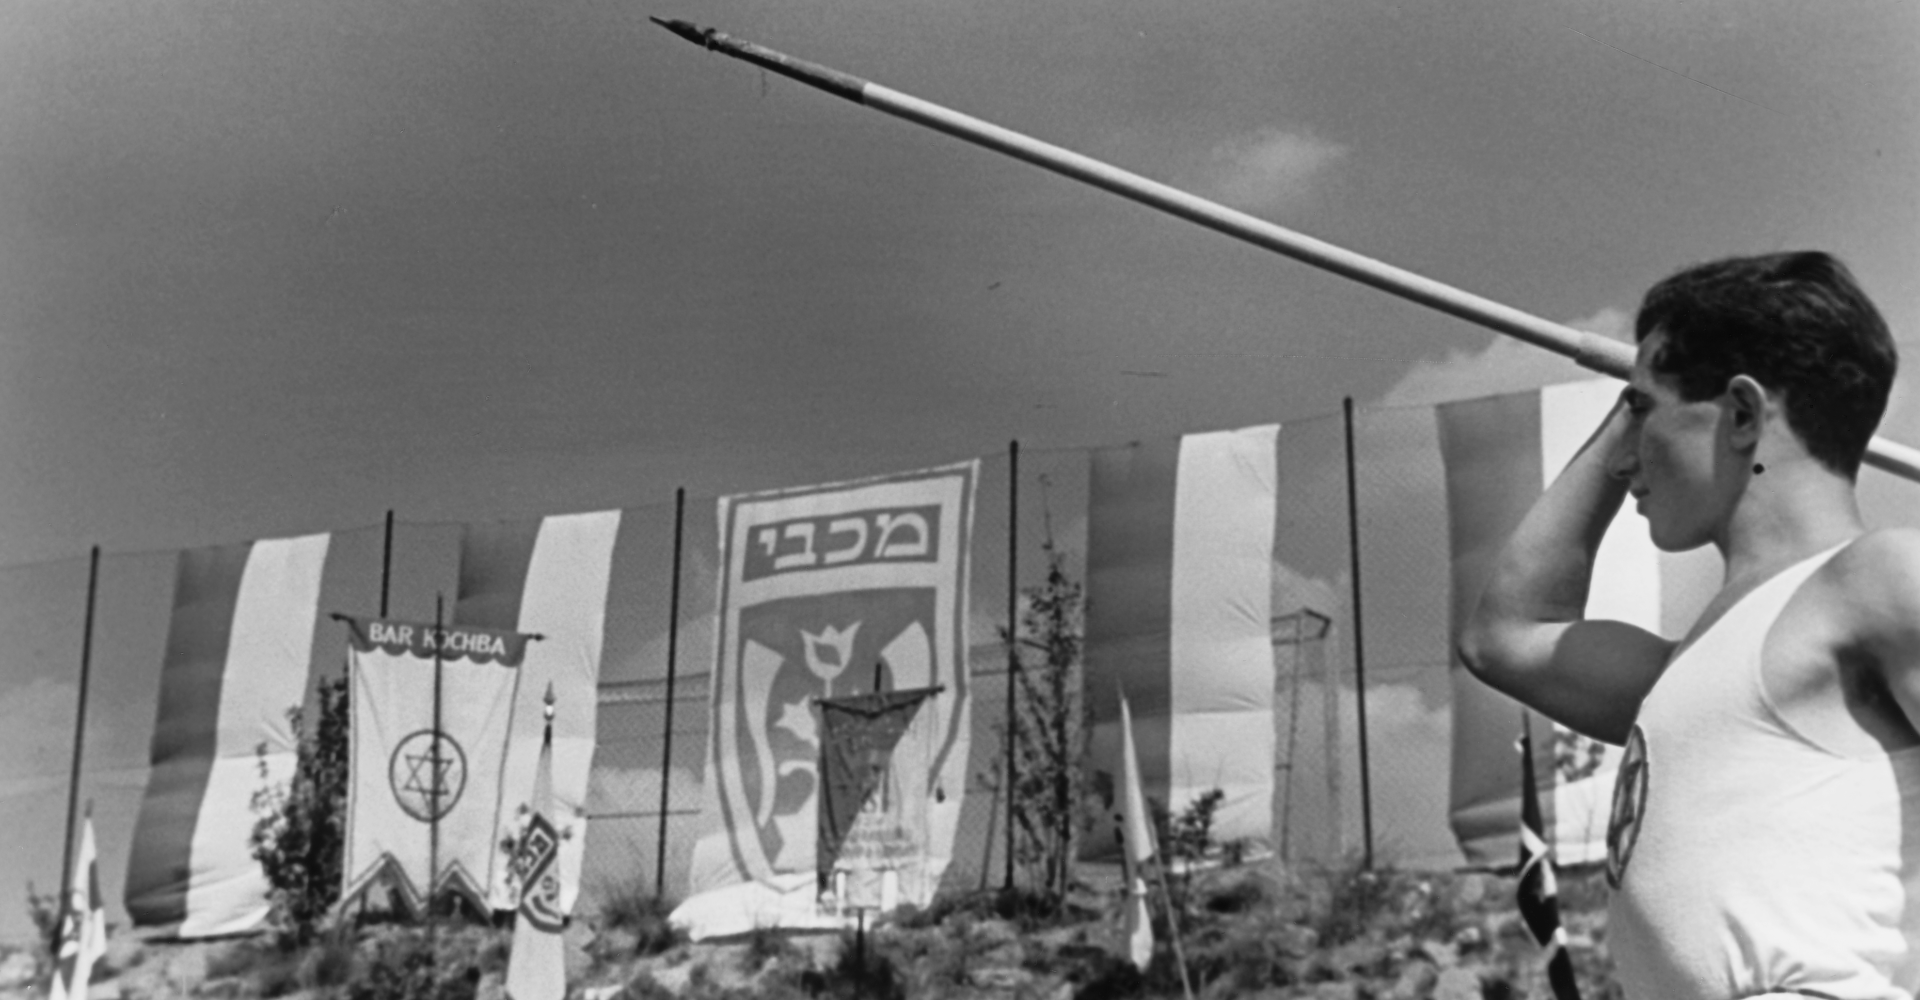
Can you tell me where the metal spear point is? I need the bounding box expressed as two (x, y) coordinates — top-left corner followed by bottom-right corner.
(650, 18), (1920, 485)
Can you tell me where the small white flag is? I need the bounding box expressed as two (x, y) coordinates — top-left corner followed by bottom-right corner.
(1119, 695), (1156, 971)
(51, 815), (108, 1000)
(506, 700), (566, 1000)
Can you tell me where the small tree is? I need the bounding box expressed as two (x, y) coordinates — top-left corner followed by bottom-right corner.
(998, 532), (1088, 911)
(250, 671), (351, 947)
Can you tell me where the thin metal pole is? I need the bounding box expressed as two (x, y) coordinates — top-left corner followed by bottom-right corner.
(649, 18), (1920, 486)
(430, 593), (444, 927)
(1149, 854), (1196, 1000)
(362, 510), (392, 927)
(55, 546), (101, 953)
(1343, 398), (1375, 869)
(656, 487), (686, 898)
(380, 509), (394, 618)
(1280, 614), (1303, 864)
(1004, 440), (1018, 891)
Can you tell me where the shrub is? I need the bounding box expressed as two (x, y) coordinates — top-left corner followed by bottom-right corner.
(300, 933), (358, 992)
(594, 881), (685, 958)
(250, 672), (350, 947)
(740, 925), (798, 973)
(995, 528), (1090, 912)
(1312, 854), (1396, 948)
(345, 930), (482, 1000)
(24, 882), (60, 981)
(817, 928), (904, 1000)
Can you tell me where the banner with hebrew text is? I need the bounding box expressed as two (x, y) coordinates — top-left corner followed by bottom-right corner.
(678, 462), (975, 934)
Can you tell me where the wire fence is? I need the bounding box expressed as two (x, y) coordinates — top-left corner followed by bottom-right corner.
(3, 395), (1522, 940)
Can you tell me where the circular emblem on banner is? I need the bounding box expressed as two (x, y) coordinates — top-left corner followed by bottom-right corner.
(389, 729), (467, 822)
(1604, 724), (1649, 889)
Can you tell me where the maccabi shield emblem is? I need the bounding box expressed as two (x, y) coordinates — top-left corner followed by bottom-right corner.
(712, 464), (975, 884)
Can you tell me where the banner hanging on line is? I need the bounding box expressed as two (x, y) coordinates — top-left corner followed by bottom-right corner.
(816, 686), (941, 910)
(124, 533), (335, 938)
(453, 509), (621, 912)
(676, 461), (976, 937)
(340, 615), (534, 914)
(1083, 424), (1279, 860)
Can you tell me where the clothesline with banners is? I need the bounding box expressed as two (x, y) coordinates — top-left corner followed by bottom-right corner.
(12, 380), (1858, 944)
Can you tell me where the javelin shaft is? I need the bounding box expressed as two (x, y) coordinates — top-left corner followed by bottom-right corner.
(652, 18), (1920, 484)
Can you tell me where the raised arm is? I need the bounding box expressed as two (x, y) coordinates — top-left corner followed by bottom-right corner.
(1458, 393), (1676, 745)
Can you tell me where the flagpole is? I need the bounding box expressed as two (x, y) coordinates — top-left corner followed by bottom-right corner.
(1004, 439), (1019, 892)
(1343, 398), (1376, 870)
(656, 486), (685, 898)
(648, 18), (1920, 486)
(55, 546), (100, 956)
(430, 593), (445, 934)
(380, 510), (395, 617)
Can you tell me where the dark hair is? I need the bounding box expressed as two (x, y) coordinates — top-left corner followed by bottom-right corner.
(1635, 251), (1897, 478)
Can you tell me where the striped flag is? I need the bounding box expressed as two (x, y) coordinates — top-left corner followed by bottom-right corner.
(50, 815), (107, 1000)
(1085, 424), (1279, 858)
(454, 510), (621, 912)
(1440, 380), (1712, 865)
(125, 534), (333, 937)
(1118, 693), (1156, 971)
(506, 698), (566, 1000)
(1517, 722), (1581, 1000)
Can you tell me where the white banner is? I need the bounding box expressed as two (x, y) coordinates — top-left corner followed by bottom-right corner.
(676, 461), (976, 937)
(341, 617), (529, 913)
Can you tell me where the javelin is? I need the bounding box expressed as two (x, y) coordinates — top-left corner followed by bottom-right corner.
(651, 18), (1920, 484)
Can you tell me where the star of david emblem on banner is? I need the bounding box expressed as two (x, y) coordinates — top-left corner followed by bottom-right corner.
(389, 729), (468, 823)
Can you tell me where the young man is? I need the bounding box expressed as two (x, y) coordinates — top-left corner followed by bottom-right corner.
(1459, 251), (1920, 999)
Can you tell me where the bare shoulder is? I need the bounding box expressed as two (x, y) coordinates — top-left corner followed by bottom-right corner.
(1826, 528), (1920, 635)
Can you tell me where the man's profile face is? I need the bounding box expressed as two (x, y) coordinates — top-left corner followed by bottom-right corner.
(1612, 331), (1728, 552)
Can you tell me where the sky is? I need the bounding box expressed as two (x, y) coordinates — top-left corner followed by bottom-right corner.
(2, 0), (1917, 940)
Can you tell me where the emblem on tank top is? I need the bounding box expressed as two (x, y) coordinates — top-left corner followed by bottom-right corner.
(1605, 724), (1648, 888)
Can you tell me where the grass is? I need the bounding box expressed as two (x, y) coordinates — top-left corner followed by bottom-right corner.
(94, 857), (1621, 1000)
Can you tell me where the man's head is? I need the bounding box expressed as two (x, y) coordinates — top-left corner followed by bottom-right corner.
(1634, 251), (1897, 479)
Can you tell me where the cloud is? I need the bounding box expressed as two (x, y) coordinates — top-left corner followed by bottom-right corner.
(1196, 128), (1348, 211)
(1378, 307), (1633, 409)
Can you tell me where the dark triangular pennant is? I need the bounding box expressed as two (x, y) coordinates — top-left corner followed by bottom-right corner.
(815, 686), (940, 890)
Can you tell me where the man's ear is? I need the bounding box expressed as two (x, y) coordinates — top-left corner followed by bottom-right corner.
(1724, 374), (1770, 451)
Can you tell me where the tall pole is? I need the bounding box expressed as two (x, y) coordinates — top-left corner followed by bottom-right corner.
(656, 487), (686, 898)
(648, 18), (1920, 485)
(380, 509), (395, 618)
(1343, 398), (1375, 869)
(55, 546), (101, 952)
(430, 593), (445, 925)
(1004, 440), (1019, 891)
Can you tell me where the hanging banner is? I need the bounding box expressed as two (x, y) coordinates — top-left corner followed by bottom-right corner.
(816, 687), (941, 909)
(674, 461), (975, 937)
(454, 510), (621, 912)
(125, 533), (334, 938)
(1083, 424), (1279, 858)
(339, 615), (533, 914)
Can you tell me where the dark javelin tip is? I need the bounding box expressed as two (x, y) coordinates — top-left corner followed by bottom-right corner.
(646, 16), (871, 103)
(648, 17), (712, 47)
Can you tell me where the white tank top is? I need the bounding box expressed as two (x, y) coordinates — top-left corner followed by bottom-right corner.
(1606, 543), (1920, 1000)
